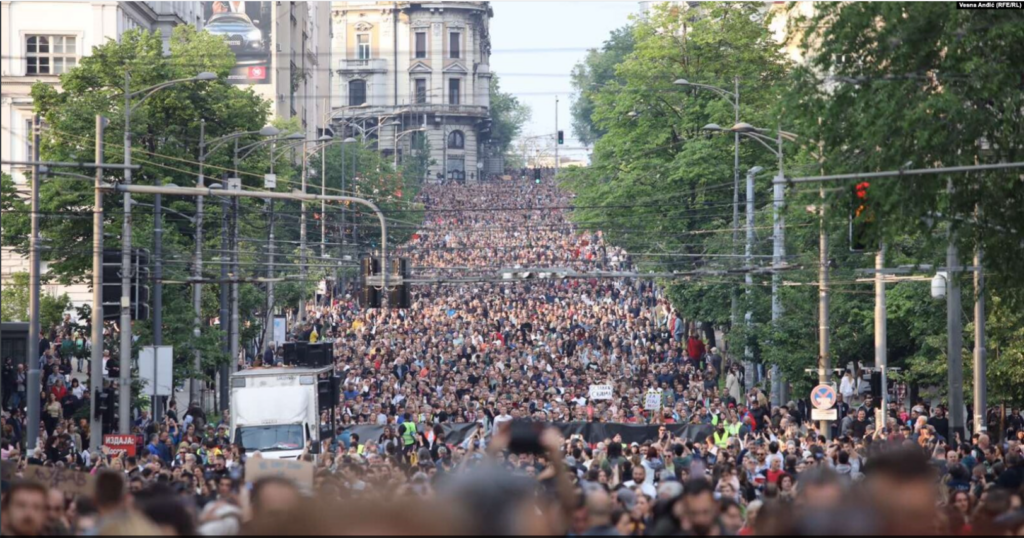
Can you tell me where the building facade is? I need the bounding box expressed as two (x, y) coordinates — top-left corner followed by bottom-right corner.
(0, 1), (205, 306)
(255, 1), (332, 142)
(0, 1), (332, 310)
(330, 1), (494, 182)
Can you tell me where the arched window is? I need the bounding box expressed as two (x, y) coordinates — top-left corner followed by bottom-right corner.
(447, 130), (464, 149)
(348, 80), (366, 106)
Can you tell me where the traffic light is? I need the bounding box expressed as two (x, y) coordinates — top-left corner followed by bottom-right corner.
(849, 181), (874, 252)
(534, 168), (541, 184)
(557, 130), (564, 145)
(100, 248), (150, 320)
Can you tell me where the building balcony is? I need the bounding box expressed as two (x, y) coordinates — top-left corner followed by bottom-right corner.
(337, 58), (387, 73)
(405, 103), (489, 118)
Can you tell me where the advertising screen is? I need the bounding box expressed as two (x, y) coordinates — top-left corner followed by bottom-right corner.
(202, 1), (272, 85)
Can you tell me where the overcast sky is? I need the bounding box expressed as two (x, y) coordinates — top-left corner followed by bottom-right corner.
(489, 1), (639, 159)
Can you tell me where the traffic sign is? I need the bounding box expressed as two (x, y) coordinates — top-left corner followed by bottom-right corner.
(811, 384), (837, 410)
(811, 408), (838, 421)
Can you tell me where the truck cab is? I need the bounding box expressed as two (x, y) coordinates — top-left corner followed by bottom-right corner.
(229, 365), (332, 460)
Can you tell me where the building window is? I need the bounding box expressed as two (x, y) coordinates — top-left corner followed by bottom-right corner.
(356, 34), (370, 60)
(415, 79), (427, 104)
(448, 78), (460, 105)
(24, 118), (35, 160)
(26, 35), (77, 75)
(449, 32), (460, 59)
(411, 131), (426, 151)
(415, 32), (427, 59)
(447, 130), (464, 149)
(349, 80), (366, 106)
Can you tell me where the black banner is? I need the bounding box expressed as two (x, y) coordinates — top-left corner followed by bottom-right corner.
(338, 422), (712, 449)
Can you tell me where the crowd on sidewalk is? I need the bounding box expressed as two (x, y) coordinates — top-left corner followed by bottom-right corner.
(3, 176), (1024, 535)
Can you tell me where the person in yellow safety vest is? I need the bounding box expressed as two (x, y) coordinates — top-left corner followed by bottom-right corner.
(713, 425), (730, 449)
(724, 416), (741, 439)
(401, 413), (418, 461)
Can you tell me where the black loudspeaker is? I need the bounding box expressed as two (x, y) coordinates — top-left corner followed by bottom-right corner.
(303, 342), (324, 368)
(283, 342), (308, 367)
(388, 285), (411, 309)
(362, 256), (380, 278)
(392, 257), (410, 277)
(363, 285), (380, 308)
(318, 376), (341, 411)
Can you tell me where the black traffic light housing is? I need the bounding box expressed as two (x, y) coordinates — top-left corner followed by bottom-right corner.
(849, 181), (874, 252)
(557, 130), (564, 145)
(534, 168), (541, 184)
(99, 248), (150, 321)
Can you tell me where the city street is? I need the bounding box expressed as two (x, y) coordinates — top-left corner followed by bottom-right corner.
(2, 1), (1023, 536)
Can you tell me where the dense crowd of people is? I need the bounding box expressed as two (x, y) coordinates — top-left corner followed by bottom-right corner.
(3, 175), (1024, 535)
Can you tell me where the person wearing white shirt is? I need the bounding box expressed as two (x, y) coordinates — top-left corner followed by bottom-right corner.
(492, 404), (513, 434)
(622, 466), (657, 499)
(840, 371), (856, 402)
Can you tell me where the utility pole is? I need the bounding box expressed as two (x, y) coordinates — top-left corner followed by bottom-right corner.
(744, 167), (757, 392)
(219, 193), (230, 413)
(730, 77), (740, 350)
(973, 231), (986, 434)
(192, 120), (205, 407)
(339, 139), (347, 297)
(153, 187), (163, 422)
(875, 243), (888, 429)
(120, 71), (134, 434)
(947, 179), (965, 439)
(299, 150), (308, 323)
(264, 142), (276, 353)
(818, 183), (831, 440)
(91, 115), (107, 451)
(554, 96), (559, 170)
(27, 114), (41, 452)
(770, 127), (786, 407)
(230, 192), (240, 380)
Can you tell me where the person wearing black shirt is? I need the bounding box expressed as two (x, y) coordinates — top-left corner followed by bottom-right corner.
(928, 407), (950, 442)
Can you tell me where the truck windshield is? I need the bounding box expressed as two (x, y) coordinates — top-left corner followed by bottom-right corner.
(237, 424), (304, 452)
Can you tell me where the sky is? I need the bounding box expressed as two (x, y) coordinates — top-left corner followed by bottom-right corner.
(488, 1), (639, 160)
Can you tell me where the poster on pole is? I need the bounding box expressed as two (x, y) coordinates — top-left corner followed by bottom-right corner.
(103, 434), (138, 457)
(273, 316), (287, 346)
(139, 345), (173, 397)
(589, 385), (613, 401)
(644, 390), (663, 411)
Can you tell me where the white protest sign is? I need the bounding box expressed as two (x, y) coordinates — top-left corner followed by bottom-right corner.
(589, 384), (613, 400)
(644, 390), (663, 411)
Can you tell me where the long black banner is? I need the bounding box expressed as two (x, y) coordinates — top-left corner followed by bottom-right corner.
(338, 422), (712, 449)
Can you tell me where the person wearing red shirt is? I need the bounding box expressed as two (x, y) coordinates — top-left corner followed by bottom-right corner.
(687, 331), (706, 364)
(760, 457), (786, 485)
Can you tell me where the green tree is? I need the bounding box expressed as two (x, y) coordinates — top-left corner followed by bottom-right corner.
(488, 75), (531, 160)
(561, 1), (791, 334)
(1, 272), (30, 322)
(570, 24), (635, 146)
(2, 26), (270, 382)
(782, 2), (1024, 303)
(0, 271), (70, 329)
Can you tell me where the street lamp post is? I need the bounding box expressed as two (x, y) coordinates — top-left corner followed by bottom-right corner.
(675, 78), (741, 337)
(704, 122), (798, 406)
(190, 125), (277, 406)
(120, 70), (216, 433)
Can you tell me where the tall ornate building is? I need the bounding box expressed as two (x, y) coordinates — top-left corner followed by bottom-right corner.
(330, 1), (494, 182)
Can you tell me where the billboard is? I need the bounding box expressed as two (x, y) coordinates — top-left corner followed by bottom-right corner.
(202, 1), (272, 85)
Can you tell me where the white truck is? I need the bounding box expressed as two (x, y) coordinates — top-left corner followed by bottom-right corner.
(229, 365), (331, 460)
